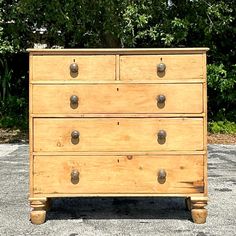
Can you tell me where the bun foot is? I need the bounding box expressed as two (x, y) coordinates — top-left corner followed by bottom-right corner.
(29, 198), (47, 224)
(191, 197), (208, 224)
(191, 208), (207, 224)
(30, 210), (46, 225)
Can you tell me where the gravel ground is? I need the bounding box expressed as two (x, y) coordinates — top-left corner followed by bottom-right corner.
(0, 144), (235, 236)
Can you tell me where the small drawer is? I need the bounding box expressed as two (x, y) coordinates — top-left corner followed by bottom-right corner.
(120, 54), (204, 80)
(31, 55), (116, 81)
(33, 118), (204, 152)
(33, 155), (204, 194)
(32, 83), (203, 114)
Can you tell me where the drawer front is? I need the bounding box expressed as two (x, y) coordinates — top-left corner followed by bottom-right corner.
(31, 55), (116, 81)
(34, 118), (203, 152)
(33, 155), (204, 194)
(120, 54), (203, 80)
(32, 84), (203, 114)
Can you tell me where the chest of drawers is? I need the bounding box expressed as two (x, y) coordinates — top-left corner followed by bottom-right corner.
(28, 48), (208, 224)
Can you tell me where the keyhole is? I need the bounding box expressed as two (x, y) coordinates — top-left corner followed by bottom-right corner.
(160, 57), (163, 61)
(73, 59), (75, 62)
(117, 122), (120, 125)
(117, 88), (119, 91)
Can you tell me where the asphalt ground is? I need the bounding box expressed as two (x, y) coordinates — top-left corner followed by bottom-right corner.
(0, 144), (235, 236)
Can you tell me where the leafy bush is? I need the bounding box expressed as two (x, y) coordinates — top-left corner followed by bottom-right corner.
(209, 121), (236, 134)
(207, 64), (236, 122)
(0, 53), (28, 130)
(0, 0), (235, 133)
(0, 95), (28, 130)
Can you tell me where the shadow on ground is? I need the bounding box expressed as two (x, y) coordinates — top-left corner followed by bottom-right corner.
(48, 197), (191, 221)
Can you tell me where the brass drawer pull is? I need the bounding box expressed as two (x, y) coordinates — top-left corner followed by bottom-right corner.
(71, 130), (80, 144)
(71, 169), (80, 184)
(71, 130), (80, 139)
(157, 94), (166, 104)
(157, 130), (166, 143)
(158, 169), (167, 184)
(70, 95), (79, 108)
(157, 62), (166, 73)
(158, 130), (166, 139)
(70, 62), (79, 74)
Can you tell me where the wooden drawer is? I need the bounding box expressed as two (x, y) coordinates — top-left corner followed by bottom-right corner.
(120, 54), (203, 80)
(31, 55), (116, 81)
(34, 118), (203, 152)
(33, 155), (204, 194)
(32, 84), (203, 114)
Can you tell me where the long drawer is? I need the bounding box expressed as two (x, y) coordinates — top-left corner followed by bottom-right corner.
(33, 118), (203, 152)
(120, 54), (204, 80)
(31, 55), (116, 81)
(32, 84), (203, 114)
(33, 155), (204, 194)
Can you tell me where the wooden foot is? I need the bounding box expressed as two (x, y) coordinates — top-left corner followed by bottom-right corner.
(29, 198), (47, 224)
(191, 197), (208, 224)
(185, 197), (192, 211)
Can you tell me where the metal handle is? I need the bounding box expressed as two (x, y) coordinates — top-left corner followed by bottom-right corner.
(158, 130), (166, 140)
(71, 169), (79, 184)
(70, 95), (79, 105)
(157, 63), (166, 73)
(70, 62), (79, 73)
(71, 130), (80, 139)
(157, 94), (166, 104)
(158, 169), (167, 184)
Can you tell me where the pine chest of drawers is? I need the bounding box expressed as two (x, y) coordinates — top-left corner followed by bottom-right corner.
(28, 48), (208, 224)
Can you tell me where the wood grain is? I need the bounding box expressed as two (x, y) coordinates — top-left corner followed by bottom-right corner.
(27, 48), (209, 55)
(115, 54), (120, 80)
(30, 79), (206, 84)
(29, 54), (34, 196)
(33, 151), (206, 156)
(120, 55), (203, 80)
(32, 84), (203, 114)
(33, 193), (207, 197)
(33, 155), (204, 194)
(203, 52), (208, 196)
(31, 113), (206, 118)
(32, 55), (116, 81)
(33, 118), (204, 152)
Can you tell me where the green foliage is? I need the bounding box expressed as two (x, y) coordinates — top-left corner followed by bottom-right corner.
(0, 58), (12, 100)
(0, 95), (28, 130)
(0, 0), (235, 131)
(209, 121), (236, 134)
(0, 54), (28, 130)
(0, 27), (14, 54)
(207, 64), (236, 121)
